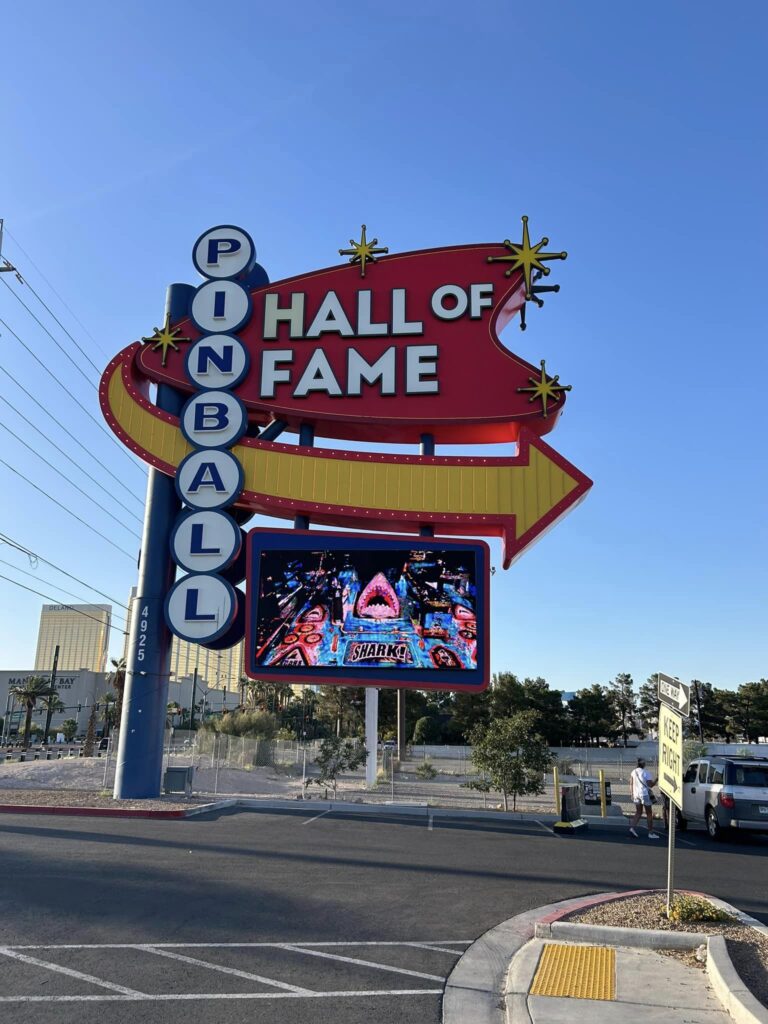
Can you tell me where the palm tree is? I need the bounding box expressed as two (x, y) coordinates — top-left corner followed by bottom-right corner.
(40, 692), (66, 744)
(99, 691), (117, 737)
(9, 677), (55, 747)
(108, 657), (126, 730)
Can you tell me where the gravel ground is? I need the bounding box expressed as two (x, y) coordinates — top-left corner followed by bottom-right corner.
(569, 891), (768, 1008)
(0, 788), (204, 811)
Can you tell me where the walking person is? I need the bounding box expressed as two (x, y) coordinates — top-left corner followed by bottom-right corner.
(628, 757), (660, 839)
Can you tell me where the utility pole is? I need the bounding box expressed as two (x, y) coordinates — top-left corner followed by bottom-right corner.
(692, 680), (704, 742)
(43, 644), (60, 744)
(189, 668), (198, 732)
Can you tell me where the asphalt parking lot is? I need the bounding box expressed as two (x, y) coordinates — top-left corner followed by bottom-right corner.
(0, 807), (765, 1023)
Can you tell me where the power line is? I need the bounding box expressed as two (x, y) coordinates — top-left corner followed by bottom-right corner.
(0, 570), (128, 637)
(0, 557), (128, 625)
(0, 313), (147, 477)
(0, 455), (136, 560)
(0, 416), (141, 539)
(0, 362), (144, 507)
(0, 275), (100, 386)
(0, 250), (105, 375)
(0, 531), (130, 609)
(0, 389), (143, 525)
(2, 227), (111, 360)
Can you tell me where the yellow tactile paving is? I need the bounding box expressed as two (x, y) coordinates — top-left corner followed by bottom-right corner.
(530, 943), (615, 1001)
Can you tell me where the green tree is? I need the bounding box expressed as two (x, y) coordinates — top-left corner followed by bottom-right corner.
(608, 672), (638, 746)
(40, 691), (65, 744)
(60, 718), (78, 742)
(9, 676), (54, 747)
(567, 685), (615, 745)
(638, 676), (660, 735)
(723, 681), (768, 743)
(489, 672), (526, 718)
(451, 689), (491, 741)
(309, 736), (368, 798)
(82, 704), (98, 756)
(470, 711), (552, 811)
(205, 710), (278, 738)
(316, 686), (365, 737)
(99, 691), (117, 737)
(108, 658), (126, 729)
(412, 715), (442, 744)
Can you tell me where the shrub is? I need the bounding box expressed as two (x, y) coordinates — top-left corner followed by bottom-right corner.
(416, 761), (437, 780)
(666, 894), (735, 924)
(412, 716), (441, 744)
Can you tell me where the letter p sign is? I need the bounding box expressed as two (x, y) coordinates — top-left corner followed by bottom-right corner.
(193, 225), (255, 280)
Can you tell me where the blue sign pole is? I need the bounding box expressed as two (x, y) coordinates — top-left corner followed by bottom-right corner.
(113, 283), (194, 799)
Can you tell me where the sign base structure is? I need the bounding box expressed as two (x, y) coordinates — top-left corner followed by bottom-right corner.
(100, 221), (592, 798)
(245, 529), (489, 691)
(552, 818), (588, 833)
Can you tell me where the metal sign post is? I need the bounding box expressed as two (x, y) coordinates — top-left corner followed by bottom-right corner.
(658, 680), (687, 917)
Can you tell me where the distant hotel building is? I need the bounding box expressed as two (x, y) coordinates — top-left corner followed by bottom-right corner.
(34, 603), (111, 673)
(123, 589), (244, 699)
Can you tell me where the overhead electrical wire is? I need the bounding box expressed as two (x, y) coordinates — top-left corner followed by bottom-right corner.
(0, 254), (105, 376)
(0, 556), (128, 625)
(0, 571), (128, 637)
(0, 531), (130, 609)
(0, 362), (144, 507)
(0, 389), (143, 526)
(0, 313), (147, 476)
(0, 275), (101, 386)
(0, 455), (136, 560)
(0, 416), (141, 539)
(2, 227), (112, 360)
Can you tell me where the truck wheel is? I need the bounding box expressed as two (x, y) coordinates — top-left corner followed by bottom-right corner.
(676, 808), (687, 831)
(706, 806), (725, 841)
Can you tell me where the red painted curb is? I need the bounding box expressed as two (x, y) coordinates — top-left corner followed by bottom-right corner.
(538, 889), (650, 924)
(0, 804), (188, 820)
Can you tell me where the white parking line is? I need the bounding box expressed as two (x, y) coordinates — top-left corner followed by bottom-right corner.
(0, 948), (146, 997)
(0, 988), (445, 1004)
(5, 938), (474, 951)
(302, 809), (331, 825)
(534, 820), (555, 836)
(139, 945), (314, 994)
(404, 942), (464, 954)
(278, 944), (445, 981)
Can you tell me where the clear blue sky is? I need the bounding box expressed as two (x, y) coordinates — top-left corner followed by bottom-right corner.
(1, 2), (765, 691)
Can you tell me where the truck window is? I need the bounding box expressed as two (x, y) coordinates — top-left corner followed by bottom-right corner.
(734, 766), (768, 787)
(708, 765), (723, 784)
(683, 763), (698, 784)
(698, 762), (708, 783)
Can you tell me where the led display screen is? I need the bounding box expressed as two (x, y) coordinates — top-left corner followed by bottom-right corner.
(246, 530), (489, 690)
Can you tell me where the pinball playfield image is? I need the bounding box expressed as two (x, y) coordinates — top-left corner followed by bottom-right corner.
(246, 530), (489, 690)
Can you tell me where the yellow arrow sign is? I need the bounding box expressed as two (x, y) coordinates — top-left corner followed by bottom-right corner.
(101, 352), (591, 567)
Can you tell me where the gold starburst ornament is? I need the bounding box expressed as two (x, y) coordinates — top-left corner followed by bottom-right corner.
(339, 224), (389, 277)
(517, 359), (572, 418)
(487, 215), (567, 299)
(141, 312), (192, 367)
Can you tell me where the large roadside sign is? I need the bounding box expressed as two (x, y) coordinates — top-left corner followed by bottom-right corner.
(657, 672), (690, 718)
(658, 703), (684, 808)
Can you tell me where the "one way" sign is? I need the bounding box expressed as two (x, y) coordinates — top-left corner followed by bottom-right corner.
(657, 672), (690, 718)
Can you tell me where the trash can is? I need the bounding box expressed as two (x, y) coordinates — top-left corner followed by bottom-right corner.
(163, 765), (194, 796)
(559, 781), (581, 822)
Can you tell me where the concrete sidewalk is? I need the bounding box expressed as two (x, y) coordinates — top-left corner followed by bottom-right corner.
(513, 938), (728, 1023)
(444, 891), (768, 1024)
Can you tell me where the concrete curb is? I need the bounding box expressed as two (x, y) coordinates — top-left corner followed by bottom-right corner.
(534, 919), (707, 949)
(442, 894), (602, 1024)
(708, 934), (768, 1024)
(0, 798), (236, 820)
